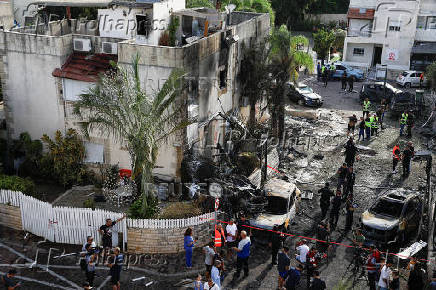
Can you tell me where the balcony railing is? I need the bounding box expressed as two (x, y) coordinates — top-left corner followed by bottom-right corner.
(415, 28), (436, 42)
(347, 29), (372, 37)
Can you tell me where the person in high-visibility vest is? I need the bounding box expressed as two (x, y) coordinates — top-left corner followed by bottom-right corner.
(371, 114), (379, 136)
(214, 223), (226, 250)
(369, 114), (375, 136)
(392, 143), (401, 174)
(400, 111), (408, 136)
(362, 98), (371, 118)
(365, 116), (372, 139)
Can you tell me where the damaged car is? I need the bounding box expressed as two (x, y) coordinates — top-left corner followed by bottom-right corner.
(250, 178), (301, 234)
(287, 82), (323, 107)
(361, 191), (422, 246)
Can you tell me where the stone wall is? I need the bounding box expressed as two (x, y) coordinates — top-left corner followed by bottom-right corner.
(127, 221), (213, 254)
(0, 204), (22, 230)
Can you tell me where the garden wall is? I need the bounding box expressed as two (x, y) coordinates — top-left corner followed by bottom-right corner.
(0, 204), (22, 230)
(127, 221), (213, 254)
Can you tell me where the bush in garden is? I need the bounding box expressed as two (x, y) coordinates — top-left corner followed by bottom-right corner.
(83, 198), (95, 210)
(128, 195), (159, 219)
(0, 174), (35, 195)
(41, 129), (86, 187)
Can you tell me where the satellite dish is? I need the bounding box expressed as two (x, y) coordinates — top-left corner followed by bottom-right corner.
(226, 4), (236, 13)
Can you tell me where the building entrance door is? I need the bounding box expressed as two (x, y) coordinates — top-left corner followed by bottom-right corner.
(373, 46), (382, 66)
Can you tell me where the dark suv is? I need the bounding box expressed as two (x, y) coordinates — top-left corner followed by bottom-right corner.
(359, 82), (401, 104)
(361, 191), (422, 246)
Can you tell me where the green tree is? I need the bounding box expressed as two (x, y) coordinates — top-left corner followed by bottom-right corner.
(74, 56), (189, 215)
(186, 0), (214, 8)
(332, 29), (346, 53)
(426, 62), (436, 91)
(239, 40), (271, 130)
(41, 129), (86, 187)
(271, 0), (315, 29)
(313, 28), (336, 64)
(269, 25), (314, 138)
(223, 0), (275, 24)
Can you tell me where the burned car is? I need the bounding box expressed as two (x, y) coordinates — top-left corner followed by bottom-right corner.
(361, 191), (422, 246)
(250, 178), (301, 232)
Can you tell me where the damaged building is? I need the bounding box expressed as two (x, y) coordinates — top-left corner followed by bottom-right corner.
(0, 0), (270, 181)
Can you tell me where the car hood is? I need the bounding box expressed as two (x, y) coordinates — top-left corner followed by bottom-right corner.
(300, 92), (322, 100)
(250, 213), (288, 230)
(362, 210), (399, 230)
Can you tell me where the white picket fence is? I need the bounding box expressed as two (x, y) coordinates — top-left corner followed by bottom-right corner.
(0, 190), (213, 248)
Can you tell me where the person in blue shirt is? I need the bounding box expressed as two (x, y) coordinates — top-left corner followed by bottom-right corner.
(184, 227), (195, 268)
(285, 264), (303, 290)
(211, 260), (221, 287)
(232, 230), (251, 278)
(108, 247), (123, 290)
(193, 274), (204, 290)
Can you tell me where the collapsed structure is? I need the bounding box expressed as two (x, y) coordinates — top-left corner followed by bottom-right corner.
(0, 0), (270, 181)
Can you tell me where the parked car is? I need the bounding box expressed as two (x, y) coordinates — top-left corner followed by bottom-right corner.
(359, 82), (402, 104)
(361, 190), (422, 246)
(327, 62), (365, 81)
(396, 70), (429, 88)
(390, 91), (423, 118)
(287, 82), (323, 107)
(250, 178), (301, 233)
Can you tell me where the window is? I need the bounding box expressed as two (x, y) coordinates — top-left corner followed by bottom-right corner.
(353, 48), (364, 56)
(136, 14), (151, 37)
(84, 142), (104, 163)
(219, 65), (227, 89)
(428, 17), (436, 29)
(389, 19), (401, 31)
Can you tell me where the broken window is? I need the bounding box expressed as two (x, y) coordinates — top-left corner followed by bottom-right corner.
(219, 65), (227, 89)
(265, 196), (288, 215)
(136, 14), (151, 37)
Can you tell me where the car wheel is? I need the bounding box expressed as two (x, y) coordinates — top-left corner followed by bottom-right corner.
(405, 83), (411, 89)
(298, 99), (305, 106)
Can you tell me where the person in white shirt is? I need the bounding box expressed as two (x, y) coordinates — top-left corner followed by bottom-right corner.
(378, 258), (392, 290)
(203, 242), (216, 273)
(211, 260), (221, 287)
(203, 278), (220, 290)
(82, 236), (96, 253)
(295, 239), (310, 264)
(226, 219), (238, 260)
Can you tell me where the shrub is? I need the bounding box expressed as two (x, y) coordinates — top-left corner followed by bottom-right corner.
(0, 174), (35, 195)
(158, 202), (202, 219)
(426, 62), (436, 91)
(41, 129), (86, 187)
(128, 195), (159, 219)
(103, 164), (119, 190)
(158, 31), (170, 46)
(83, 198), (95, 210)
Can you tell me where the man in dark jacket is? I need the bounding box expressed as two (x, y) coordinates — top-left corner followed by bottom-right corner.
(285, 264), (302, 290)
(310, 270), (326, 290)
(344, 138), (358, 167)
(319, 183), (334, 219)
(269, 225), (283, 265)
(402, 142), (415, 178)
(337, 163), (348, 192)
(343, 166), (355, 201)
(277, 246), (291, 289)
(341, 71), (347, 91)
(348, 75), (354, 92)
(329, 191), (342, 230)
(408, 263), (424, 290)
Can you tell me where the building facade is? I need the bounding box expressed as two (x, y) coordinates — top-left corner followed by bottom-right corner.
(0, 0), (270, 181)
(344, 0), (436, 77)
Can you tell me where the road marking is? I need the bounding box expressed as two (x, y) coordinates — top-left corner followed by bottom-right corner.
(97, 276), (111, 289)
(0, 270), (74, 289)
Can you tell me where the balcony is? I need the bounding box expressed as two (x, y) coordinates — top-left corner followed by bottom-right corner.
(347, 28), (372, 37)
(415, 28), (436, 42)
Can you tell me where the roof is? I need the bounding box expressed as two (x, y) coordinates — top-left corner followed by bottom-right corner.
(52, 52), (117, 82)
(347, 8), (375, 19)
(29, 0), (156, 7)
(411, 42), (436, 55)
(264, 178), (296, 198)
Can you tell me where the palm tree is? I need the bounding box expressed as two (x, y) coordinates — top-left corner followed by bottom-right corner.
(74, 55), (189, 213)
(269, 25), (314, 138)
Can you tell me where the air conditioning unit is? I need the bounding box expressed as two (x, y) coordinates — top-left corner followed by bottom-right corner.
(102, 42), (118, 55)
(73, 38), (91, 52)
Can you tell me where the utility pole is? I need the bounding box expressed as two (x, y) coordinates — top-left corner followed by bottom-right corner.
(382, 64), (387, 101)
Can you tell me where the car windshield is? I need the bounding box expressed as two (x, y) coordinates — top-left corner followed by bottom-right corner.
(395, 92), (413, 103)
(265, 196), (288, 215)
(298, 86), (313, 94)
(370, 199), (404, 218)
(402, 72), (409, 77)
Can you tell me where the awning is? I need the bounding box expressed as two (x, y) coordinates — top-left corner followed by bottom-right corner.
(412, 42), (436, 55)
(52, 52), (117, 82)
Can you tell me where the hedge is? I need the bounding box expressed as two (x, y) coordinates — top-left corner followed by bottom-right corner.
(0, 174), (35, 195)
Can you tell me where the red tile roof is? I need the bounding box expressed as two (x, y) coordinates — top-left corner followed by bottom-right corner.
(52, 52), (117, 82)
(347, 8), (375, 20)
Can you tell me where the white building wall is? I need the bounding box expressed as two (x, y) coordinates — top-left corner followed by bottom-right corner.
(345, 42), (374, 66)
(63, 79), (93, 101)
(349, 0), (376, 9)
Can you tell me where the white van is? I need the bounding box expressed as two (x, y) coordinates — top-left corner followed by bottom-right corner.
(396, 71), (428, 88)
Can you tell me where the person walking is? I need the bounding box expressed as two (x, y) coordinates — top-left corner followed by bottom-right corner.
(1, 269), (20, 290)
(85, 250), (97, 287)
(341, 71), (347, 91)
(184, 228), (195, 268)
(373, 113), (379, 136)
(310, 270), (326, 290)
(376, 106), (384, 130)
(108, 247), (123, 290)
(343, 166), (355, 201)
(319, 182), (334, 219)
(317, 62), (321, 81)
(337, 163), (348, 192)
(392, 143), (401, 174)
(210, 260), (221, 288)
(365, 115), (372, 140)
(419, 72), (424, 89)
(402, 142), (414, 178)
(408, 262), (424, 290)
(358, 117), (365, 141)
(366, 249), (378, 290)
(378, 258), (392, 290)
(348, 75), (354, 92)
(225, 219), (237, 260)
(316, 222), (330, 253)
(278, 246), (291, 289)
(284, 264), (303, 290)
(329, 190), (342, 230)
(344, 194), (354, 231)
(269, 225), (283, 265)
(400, 111), (408, 136)
(323, 66), (329, 88)
(347, 115), (358, 137)
(232, 230), (251, 279)
(203, 241), (216, 273)
(344, 138), (358, 167)
(363, 98), (371, 118)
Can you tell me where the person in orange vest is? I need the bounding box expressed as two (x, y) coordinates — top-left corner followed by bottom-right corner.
(214, 223), (226, 252)
(392, 143), (401, 174)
